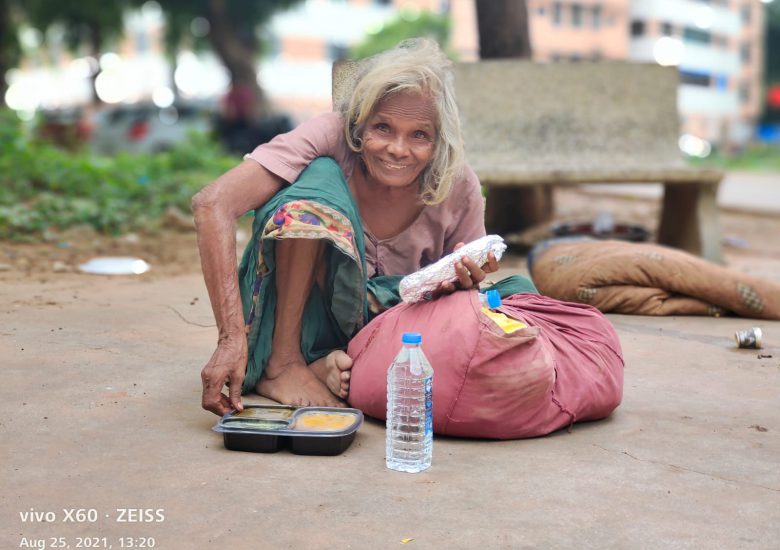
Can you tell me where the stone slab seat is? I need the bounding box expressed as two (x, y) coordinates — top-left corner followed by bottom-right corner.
(332, 59), (724, 263)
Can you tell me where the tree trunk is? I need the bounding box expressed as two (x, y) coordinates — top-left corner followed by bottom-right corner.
(475, 0), (552, 236)
(88, 23), (102, 105)
(207, 0), (269, 120)
(475, 0), (532, 59)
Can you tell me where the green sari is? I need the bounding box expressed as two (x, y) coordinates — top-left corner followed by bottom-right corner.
(237, 157), (537, 394)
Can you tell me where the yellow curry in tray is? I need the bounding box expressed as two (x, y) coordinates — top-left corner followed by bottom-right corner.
(293, 412), (356, 432)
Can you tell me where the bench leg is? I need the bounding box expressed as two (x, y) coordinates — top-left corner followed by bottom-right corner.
(658, 182), (723, 263)
(485, 185), (554, 234)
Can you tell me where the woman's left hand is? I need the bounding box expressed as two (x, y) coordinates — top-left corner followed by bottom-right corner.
(438, 241), (500, 294)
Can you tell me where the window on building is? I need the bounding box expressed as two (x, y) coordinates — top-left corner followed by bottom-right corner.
(630, 20), (645, 37)
(265, 35), (281, 58)
(553, 2), (563, 25)
(739, 83), (750, 103)
(551, 53), (562, 62)
(661, 22), (673, 36)
(134, 31), (149, 54)
(683, 27), (711, 44)
(741, 5), (751, 24)
(327, 42), (349, 62)
(572, 4), (584, 27)
(537, 6), (546, 16)
(592, 6), (602, 29)
(740, 43), (751, 63)
(592, 50), (603, 61)
(570, 53), (582, 62)
(679, 70), (711, 87)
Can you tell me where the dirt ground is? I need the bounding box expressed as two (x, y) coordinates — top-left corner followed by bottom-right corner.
(2, 187), (780, 284)
(3, 186), (779, 549)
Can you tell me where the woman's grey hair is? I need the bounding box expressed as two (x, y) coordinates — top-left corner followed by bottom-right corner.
(339, 38), (464, 205)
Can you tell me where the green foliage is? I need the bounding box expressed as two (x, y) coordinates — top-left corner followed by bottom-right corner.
(1, 1), (21, 68)
(0, 109), (236, 240)
(21, 0), (125, 51)
(1, 0), (22, 106)
(350, 9), (452, 59)
(689, 144), (780, 172)
(127, 0), (304, 56)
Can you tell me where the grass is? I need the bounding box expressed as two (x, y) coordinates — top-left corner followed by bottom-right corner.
(0, 109), (237, 240)
(690, 144), (780, 172)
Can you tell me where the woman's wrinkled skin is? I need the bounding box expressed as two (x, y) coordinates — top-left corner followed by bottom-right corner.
(193, 91), (499, 416)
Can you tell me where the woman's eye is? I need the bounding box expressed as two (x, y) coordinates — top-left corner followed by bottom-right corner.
(414, 131), (429, 139)
(375, 123), (390, 132)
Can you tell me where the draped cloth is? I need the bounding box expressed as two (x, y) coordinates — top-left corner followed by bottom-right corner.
(530, 239), (780, 319)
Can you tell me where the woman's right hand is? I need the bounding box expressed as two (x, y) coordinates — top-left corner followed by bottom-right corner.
(193, 160), (284, 416)
(201, 335), (247, 416)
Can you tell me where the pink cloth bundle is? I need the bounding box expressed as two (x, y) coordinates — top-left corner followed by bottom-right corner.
(347, 291), (624, 439)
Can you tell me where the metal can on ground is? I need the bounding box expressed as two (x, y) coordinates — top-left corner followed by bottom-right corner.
(734, 327), (763, 349)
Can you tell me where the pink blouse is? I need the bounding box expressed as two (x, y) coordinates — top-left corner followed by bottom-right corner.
(246, 112), (486, 278)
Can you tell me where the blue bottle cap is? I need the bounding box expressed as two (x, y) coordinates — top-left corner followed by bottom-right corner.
(486, 289), (502, 309)
(402, 332), (422, 344)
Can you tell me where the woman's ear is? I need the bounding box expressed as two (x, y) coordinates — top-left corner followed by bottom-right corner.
(349, 122), (362, 149)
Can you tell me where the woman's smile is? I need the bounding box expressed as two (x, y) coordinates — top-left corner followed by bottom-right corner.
(381, 160), (409, 170)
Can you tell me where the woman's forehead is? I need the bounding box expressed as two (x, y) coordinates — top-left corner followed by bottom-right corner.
(372, 91), (437, 126)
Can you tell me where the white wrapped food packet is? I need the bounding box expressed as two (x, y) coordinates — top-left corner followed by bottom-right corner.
(399, 235), (507, 303)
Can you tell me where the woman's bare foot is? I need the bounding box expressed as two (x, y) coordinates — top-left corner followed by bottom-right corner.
(310, 350), (353, 399)
(256, 356), (343, 407)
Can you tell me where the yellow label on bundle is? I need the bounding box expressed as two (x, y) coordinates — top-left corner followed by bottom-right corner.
(481, 308), (527, 334)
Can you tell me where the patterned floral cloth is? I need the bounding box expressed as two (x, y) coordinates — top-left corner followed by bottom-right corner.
(244, 200), (359, 330)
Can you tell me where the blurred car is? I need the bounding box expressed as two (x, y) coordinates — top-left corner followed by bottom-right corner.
(216, 112), (293, 155)
(89, 101), (215, 155)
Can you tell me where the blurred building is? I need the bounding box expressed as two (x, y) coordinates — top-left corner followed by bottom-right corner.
(265, 0), (767, 149)
(263, 0), (473, 120)
(446, 0), (767, 148)
(6, 0), (768, 150)
(625, 0), (765, 148)
(454, 0), (767, 149)
(260, 0), (396, 120)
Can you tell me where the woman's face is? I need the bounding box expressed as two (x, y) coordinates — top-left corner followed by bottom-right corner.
(360, 91), (437, 189)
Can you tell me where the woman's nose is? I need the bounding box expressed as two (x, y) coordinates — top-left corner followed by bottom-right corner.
(387, 135), (408, 156)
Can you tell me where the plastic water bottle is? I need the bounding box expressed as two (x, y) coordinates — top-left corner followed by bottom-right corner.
(386, 332), (433, 473)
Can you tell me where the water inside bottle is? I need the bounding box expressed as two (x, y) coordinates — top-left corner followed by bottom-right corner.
(386, 338), (433, 473)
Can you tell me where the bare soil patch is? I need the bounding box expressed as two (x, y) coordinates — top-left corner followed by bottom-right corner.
(1, 189), (779, 284)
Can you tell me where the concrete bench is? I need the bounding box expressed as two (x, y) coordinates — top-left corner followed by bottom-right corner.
(333, 60), (724, 263)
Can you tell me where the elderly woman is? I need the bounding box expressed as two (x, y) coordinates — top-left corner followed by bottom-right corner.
(193, 39), (499, 415)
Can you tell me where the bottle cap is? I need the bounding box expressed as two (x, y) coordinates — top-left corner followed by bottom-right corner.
(402, 332), (422, 344)
(485, 289), (502, 309)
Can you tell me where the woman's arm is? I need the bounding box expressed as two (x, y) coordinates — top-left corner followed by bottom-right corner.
(192, 159), (285, 415)
(438, 166), (498, 293)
